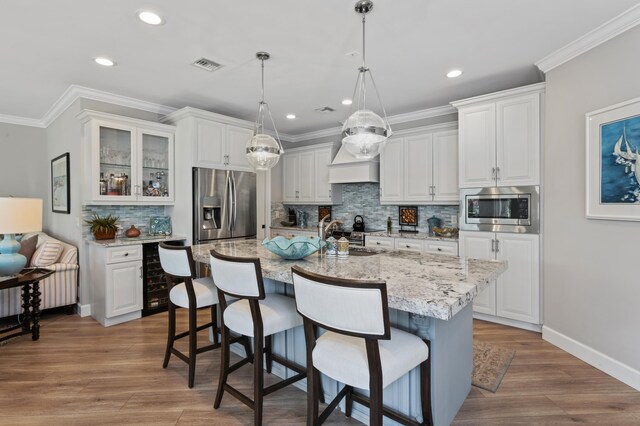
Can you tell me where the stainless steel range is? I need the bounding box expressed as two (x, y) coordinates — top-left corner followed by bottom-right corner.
(331, 228), (384, 246)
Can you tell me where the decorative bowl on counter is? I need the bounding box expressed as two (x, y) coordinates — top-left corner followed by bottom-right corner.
(262, 236), (325, 260)
(432, 227), (459, 238)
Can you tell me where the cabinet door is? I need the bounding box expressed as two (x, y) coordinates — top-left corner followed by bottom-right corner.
(93, 121), (138, 201)
(458, 104), (496, 188)
(298, 151), (316, 202)
(496, 233), (540, 324)
(226, 126), (254, 171)
(138, 128), (174, 202)
(314, 147), (333, 202)
(194, 119), (226, 168)
(432, 130), (459, 202)
(380, 138), (404, 203)
(496, 93), (540, 186)
(106, 261), (142, 318)
(282, 153), (299, 202)
(403, 134), (433, 201)
(459, 231), (496, 315)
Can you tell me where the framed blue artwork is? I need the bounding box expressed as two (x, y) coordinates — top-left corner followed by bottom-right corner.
(586, 97), (640, 221)
(149, 216), (172, 235)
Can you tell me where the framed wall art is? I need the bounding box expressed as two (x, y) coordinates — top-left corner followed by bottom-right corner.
(51, 153), (70, 214)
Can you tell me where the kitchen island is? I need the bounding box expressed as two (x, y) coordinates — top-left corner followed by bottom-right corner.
(192, 240), (506, 426)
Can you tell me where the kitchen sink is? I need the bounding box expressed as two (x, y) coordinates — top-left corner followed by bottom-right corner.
(348, 249), (379, 257)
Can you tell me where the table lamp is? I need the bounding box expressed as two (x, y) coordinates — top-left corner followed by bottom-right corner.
(0, 198), (43, 276)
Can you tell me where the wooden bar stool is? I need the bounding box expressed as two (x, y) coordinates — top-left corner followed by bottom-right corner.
(210, 249), (307, 426)
(291, 266), (433, 426)
(158, 243), (251, 388)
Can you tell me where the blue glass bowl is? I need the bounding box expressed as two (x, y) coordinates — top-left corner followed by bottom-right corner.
(262, 236), (325, 260)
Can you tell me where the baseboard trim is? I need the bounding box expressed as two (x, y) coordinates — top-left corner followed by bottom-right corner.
(473, 312), (542, 332)
(77, 303), (91, 317)
(542, 325), (640, 391)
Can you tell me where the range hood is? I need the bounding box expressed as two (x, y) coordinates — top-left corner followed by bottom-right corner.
(328, 145), (380, 184)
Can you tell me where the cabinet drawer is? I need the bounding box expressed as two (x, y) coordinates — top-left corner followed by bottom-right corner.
(365, 236), (394, 249)
(424, 241), (458, 255)
(106, 245), (142, 264)
(271, 230), (318, 239)
(395, 238), (423, 253)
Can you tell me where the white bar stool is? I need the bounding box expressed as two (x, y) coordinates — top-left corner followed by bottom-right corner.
(158, 243), (250, 388)
(209, 249), (307, 426)
(291, 265), (433, 426)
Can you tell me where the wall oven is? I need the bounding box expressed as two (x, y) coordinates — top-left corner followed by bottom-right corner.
(460, 186), (539, 234)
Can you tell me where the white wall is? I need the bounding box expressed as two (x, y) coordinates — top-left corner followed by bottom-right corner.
(0, 123), (47, 201)
(544, 25), (640, 387)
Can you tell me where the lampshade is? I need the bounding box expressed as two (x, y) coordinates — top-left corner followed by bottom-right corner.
(246, 133), (282, 170)
(341, 109), (390, 159)
(0, 198), (43, 234)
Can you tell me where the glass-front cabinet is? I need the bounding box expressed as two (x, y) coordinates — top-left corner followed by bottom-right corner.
(79, 111), (176, 204)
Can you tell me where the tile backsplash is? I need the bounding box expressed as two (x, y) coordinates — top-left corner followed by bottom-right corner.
(272, 183), (459, 233)
(82, 205), (166, 238)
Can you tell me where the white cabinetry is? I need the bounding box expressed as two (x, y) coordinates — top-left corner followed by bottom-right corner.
(78, 110), (176, 205)
(453, 84), (543, 188)
(366, 235), (458, 256)
(379, 125), (458, 204)
(90, 244), (143, 327)
(459, 230), (540, 329)
(281, 144), (342, 204)
(270, 228), (319, 239)
(194, 118), (254, 171)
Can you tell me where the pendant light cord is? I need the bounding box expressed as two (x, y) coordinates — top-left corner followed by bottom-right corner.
(361, 12), (367, 111)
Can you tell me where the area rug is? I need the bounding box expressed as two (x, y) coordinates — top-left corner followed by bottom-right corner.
(472, 341), (515, 392)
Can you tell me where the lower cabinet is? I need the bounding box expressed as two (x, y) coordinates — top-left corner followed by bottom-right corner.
(270, 228), (319, 239)
(90, 244), (143, 327)
(366, 235), (459, 256)
(459, 231), (540, 329)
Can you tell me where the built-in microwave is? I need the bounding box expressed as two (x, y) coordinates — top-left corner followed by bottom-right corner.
(460, 186), (539, 234)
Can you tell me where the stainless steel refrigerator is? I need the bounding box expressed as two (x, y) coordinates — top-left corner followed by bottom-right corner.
(193, 167), (256, 244)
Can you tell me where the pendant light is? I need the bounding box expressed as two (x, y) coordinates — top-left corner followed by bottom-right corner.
(246, 52), (284, 171)
(342, 0), (392, 160)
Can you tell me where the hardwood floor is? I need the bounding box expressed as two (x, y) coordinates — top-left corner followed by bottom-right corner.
(0, 312), (638, 425)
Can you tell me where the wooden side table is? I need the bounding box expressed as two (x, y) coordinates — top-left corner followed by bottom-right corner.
(0, 268), (54, 342)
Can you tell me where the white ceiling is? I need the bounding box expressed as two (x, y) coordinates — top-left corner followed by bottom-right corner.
(1, 0), (638, 134)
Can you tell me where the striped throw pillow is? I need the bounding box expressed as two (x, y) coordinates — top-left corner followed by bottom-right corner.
(31, 241), (63, 267)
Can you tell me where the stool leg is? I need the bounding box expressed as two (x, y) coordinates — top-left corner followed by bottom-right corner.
(211, 305), (219, 345)
(188, 306), (197, 388)
(307, 367), (320, 426)
(345, 385), (353, 417)
(370, 376), (383, 426)
(265, 335), (273, 374)
(254, 331), (265, 426)
(241, 335), (253, 362)
(163, 302), (176, 368)
(214, 325), (230, 409)
(420, 357), (433, 426)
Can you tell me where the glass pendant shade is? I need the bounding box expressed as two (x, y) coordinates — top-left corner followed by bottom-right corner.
(342, 109), (389, 159)
(246, 133), (282, 171)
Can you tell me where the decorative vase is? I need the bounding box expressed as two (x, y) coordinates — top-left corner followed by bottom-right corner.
(125, 225), (141, 238)
(94, 231), (116, 240)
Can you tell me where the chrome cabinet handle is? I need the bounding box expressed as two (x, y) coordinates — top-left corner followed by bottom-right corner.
(437, 248), (442, 252)
(376, 242), (380, 245)
(491, 167), (496, 180)
(491, 239), (495, 252)
(406, 244), (410, 248)
(496, 167), (501, 181)
(495, 239), (500, 253)
(124, 252), (129, 257)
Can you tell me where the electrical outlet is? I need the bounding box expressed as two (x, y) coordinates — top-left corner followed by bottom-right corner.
(451, 215), (458, 225)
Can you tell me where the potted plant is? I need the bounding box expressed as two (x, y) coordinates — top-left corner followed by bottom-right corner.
(85, 214), (119, 240)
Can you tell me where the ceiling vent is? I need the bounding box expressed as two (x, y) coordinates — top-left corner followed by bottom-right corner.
(314, 106), (335, 113)
(192, 57), (223, 72)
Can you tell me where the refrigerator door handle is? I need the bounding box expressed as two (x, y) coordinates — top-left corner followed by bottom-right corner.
(231, 172), (238, 232)
(226, 173), (233, 232)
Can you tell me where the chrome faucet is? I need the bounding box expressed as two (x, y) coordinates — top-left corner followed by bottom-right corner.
(318, 214), (343, 240)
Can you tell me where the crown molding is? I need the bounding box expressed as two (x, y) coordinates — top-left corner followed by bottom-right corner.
(0, 113), (46, 128)
(42, 85), (177, 127)
(536, 3), (640, 73)
(286, 104), (457, 143)
(451, 82), (546, 108)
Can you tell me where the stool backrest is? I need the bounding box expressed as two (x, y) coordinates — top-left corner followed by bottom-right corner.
(291, 266), (390, 339)
(209, 249), (265, 299)
(159, 243), (195, 278)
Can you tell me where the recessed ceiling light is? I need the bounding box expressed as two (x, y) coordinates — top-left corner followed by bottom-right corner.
(446, 69), (463, 78)
(94, 57), (116, 67)
(341, 99), (353, 106)
(286, 114), (296, 119)
(138, 11), (164, 25)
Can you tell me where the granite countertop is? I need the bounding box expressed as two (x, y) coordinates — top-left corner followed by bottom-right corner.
(86, 235), (187, 247)
(270, 225), (318, 232)
(367, 231), (459, 242)
(192, 239), (506, 321)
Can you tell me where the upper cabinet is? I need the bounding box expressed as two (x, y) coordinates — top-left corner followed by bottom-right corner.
(194, 118), (254, 171)
(452, 84), (543, 188)
(281, 144), (342, 205)
(78, 110), (176, 205)
(379, 125), (458, 204)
